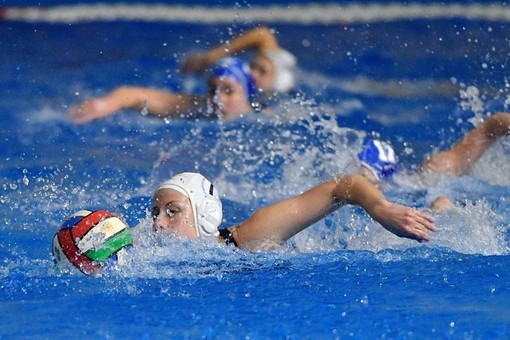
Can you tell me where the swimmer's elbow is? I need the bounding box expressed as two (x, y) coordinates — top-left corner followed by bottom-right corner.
(256, 26), (274, 37)
(331, 174), (358, 202)
(252, 26), (279, 50)
(332, 173), (381, 208)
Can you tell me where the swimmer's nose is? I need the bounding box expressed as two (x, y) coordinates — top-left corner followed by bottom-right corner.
(208, 92), (222, 108)
(216, 93), (228, 104)
(152, 216), (168, 231)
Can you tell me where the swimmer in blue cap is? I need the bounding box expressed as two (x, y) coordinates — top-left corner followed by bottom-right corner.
(69, 57), (259, 123)
(358, 138), (398, 185)
(70, 27), (296, 124)
(207, 57), (257, 119)
(357, 112), (510, 210)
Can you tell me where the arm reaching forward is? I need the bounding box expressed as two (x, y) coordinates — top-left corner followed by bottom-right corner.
(181, 26), (279, 74)
(422, 112), (510, 176)
(233, 174), (437, 251)
(69, 86), (204, 124)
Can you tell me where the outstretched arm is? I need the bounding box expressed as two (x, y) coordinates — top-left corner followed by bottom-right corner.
(233, 174), (436, 251)
(69, 86), (204, 124)
(181, 26), (280, 74)
(422, 112), (510, 176)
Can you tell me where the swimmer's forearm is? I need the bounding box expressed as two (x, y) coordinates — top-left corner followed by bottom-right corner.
(107, 87), (200, 118)
(420, 112), (510, 176)
(227, 27), (279, 52)
(235, 175), (397, 245)
(107, 87), (147, 111)
(208, 26), (280, 62)
(333, 175), (436, 242)
(332, 174), (387, 214)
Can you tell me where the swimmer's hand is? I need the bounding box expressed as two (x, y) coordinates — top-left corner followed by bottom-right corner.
(69, 98), (120, 124)
(371, 201), (437, 242)
(180, 53), (214, 74)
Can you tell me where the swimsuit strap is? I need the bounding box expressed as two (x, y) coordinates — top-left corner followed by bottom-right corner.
(219, 228), (239, 247)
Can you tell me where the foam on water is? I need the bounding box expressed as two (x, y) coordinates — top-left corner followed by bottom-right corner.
(3, 8), (510, 337)
(3, 89), (509, 265)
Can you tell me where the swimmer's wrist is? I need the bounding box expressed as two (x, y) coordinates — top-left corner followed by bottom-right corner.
(368, 199), (390, 220)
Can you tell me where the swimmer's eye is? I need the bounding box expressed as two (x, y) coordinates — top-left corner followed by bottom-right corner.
(151, 206), (179, 220)
(165, 207), (178, 217)
(208, 86), (234, 95)
(151, 207), (159, 221)
(208, 87), (218, 96)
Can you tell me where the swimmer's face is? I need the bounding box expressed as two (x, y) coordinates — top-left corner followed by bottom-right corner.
(207, 77), (251, 120)
(151, 189), (197, 239)
(250, 54), (276, 91)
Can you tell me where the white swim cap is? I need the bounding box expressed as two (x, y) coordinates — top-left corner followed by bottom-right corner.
(263, 49), (296, 93)
(156, 172), (223, 237)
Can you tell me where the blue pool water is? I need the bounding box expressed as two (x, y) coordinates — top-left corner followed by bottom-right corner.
(2, 1), (510, 338)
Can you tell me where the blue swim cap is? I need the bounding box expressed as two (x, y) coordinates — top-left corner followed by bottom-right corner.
(358, 139), (398, 180)
(209, 57), (257, 104)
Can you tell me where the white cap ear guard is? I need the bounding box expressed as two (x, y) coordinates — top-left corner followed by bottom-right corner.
(156, 172), (223, 237)
(263, 48), (296, 93)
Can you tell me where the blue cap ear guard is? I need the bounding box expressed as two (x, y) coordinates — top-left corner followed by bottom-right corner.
(358, 139), (398, 180)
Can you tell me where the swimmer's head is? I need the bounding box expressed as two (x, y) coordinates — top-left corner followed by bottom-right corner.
(153, 172), (222, 238)
(358, 139), (398, 182)
(209, 57), (256, 101)
(250, 49), (296, 93)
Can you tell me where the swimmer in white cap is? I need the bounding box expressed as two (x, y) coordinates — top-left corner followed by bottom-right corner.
(153, 172), (223, 238)
(152, 172), (437, 251)
(151, 113), (510, 249)
(69, 57), (259, 123)
(181, 26), (296, 94)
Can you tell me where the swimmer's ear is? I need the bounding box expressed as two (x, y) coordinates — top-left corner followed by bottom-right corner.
(196, 194), (222, 236)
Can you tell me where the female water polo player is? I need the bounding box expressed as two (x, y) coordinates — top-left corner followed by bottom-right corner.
(70, 27), (295, 124)
(181, 26), (296, 95)
(151, 172), (437, 251)
(69, 57), (258, 124)
(149, 113), (510, 248)
(358, 112), (510, 182)
(356, 112), (510, 210)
